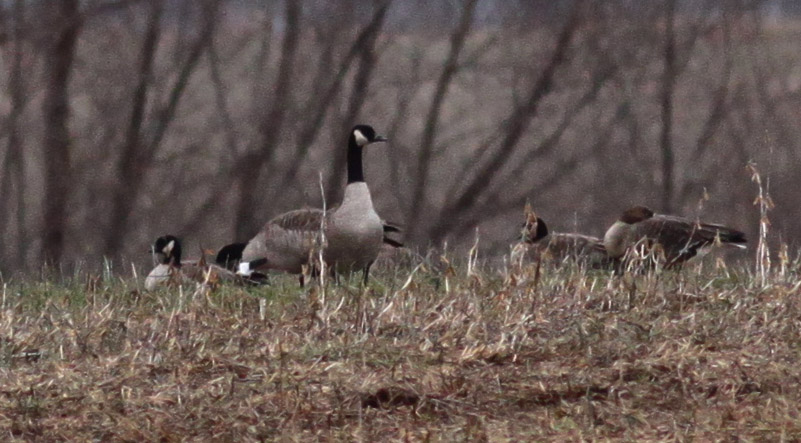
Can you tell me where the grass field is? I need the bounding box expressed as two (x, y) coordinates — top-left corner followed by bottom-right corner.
(1, 251), (800, 441)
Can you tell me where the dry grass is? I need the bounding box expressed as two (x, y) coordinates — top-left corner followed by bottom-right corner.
(1, 251), (801, 441)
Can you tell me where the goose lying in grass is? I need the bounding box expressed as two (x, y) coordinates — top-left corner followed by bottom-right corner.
(603, 206), (747, 268)
(516, 211), (614, 269)
(145, 235), (264, 290)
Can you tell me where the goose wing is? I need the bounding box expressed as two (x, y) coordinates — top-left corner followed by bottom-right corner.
(381, 220), (404, 248)
(240, 208), (328, 273)
(382, 222), (402, 233)
(544, 233), (611, 268)
(269, 208), (327, 233)
(270, 208), (403, 235)
(245, 208), (403, 272)
(633, 215), (744, 264)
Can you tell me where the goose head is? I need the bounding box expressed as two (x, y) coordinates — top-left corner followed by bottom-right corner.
(619, 206), (655, 224)
(151, 235), (182, 265)
(347, 124), (387, 184)
(351, 124), (387, 147)
(521, 214), (549, 243)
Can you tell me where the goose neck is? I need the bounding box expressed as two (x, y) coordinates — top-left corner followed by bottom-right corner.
(347, 137), (365, 184)
(167, 247), (182, 267)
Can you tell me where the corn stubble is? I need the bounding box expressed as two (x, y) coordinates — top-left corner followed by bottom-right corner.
(0, 249), (800, 441)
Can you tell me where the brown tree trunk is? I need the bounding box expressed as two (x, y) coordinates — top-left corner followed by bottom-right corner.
(103, 0), (217, 258)
(0, 0), (28, 270)
(659, 0), (677, 213)
(426, 3), (584, 243)
(233, 0), (301, 240)
(40, 0), (81, 265)
(103, 0), (164, 257)
(407, 0), (477, 239)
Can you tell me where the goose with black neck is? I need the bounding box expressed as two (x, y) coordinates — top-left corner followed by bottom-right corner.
(238, 124), (390, 285)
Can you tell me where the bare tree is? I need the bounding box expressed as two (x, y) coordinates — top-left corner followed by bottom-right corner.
(103, 0), (219, 257)
(232, 0), (301, 240)
(324, 0), (391, 203)
(0, 0), (798, 271)
(0, 0), (28, 269)
(102, 0), (164, 257)
(40, 0), (81, 265)
(277, 2), (392, 194)
(406, 0), (478, 236)
(421, 1), (586, 244)
(659, 0), (677, 213)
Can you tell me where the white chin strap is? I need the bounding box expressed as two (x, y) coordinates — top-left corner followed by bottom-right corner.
(163, 239), (175, 256)
(353, 129), (369, 146)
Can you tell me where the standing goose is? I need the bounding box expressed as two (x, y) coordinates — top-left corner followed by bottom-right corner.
(239, 124), (388, 284)
(517, 211), (613, 269)
(603, 206), (747, 268)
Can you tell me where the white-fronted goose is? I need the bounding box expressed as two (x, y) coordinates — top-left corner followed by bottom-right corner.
(518, 212), (613, 269)
(603, 206), (747, 267)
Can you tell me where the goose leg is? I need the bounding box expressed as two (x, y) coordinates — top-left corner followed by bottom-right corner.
(362, 261), (374, 286)
(328, 265), (339, 284)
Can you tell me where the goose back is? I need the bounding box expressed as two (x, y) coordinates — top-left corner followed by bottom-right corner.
(242, 208), (323, 274)
(604, 206), (747, 266)
(526, 232), (612, 269)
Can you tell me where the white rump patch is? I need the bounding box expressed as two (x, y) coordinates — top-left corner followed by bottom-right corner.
(353, 129), (369, 146)
(163, 240), (175, 255)
(237, 262), (253, 277)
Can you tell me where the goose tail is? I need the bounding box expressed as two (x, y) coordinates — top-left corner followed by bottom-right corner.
(237, 258), (268, 277)
(714, 227), (747, 246)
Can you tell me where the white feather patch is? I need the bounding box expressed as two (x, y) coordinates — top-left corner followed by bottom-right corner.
(163, 240), (175, 255)
(237, 262), (253, 277)
(353, 129), (369, 146)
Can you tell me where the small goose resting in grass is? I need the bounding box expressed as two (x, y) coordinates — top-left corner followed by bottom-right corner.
(145, 235), (263, 290)
(238, 124), (390, 285)
(146, 235), (204, 290)
(517, 211), (613, 269)
(603, 206), (747, 268)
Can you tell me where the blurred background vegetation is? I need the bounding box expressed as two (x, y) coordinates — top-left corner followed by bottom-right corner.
(1, 0), (799, 274)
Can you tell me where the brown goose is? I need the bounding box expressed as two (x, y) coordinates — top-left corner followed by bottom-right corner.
(238, 125), (390, 284)
(603, 206), (747, 267)
(518, 212), (613, 269)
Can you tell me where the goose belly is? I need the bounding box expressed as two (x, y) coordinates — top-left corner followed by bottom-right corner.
(242, 228), (313, 274)
(145, 264), (186, 290)
(324, 213), (383, 271)
(603, 222), (632, 258)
